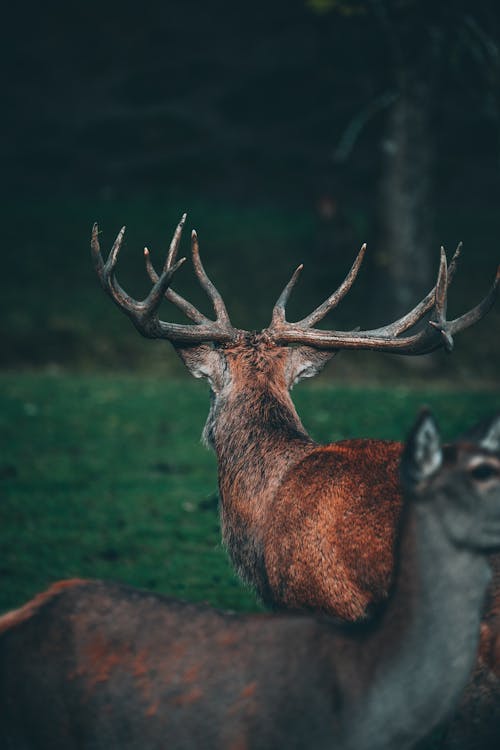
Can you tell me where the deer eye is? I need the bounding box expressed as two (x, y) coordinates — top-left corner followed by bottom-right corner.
(469, 463), (499, 482)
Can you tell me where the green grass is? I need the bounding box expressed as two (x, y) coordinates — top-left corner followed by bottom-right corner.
(1, 372), (499, 615)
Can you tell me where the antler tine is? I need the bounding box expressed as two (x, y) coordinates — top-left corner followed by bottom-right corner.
(369, 242), (462, 338)
(145, 249), (209, 325)
(447, 263), (499, 335)
(144, 215), (211, 325)
(296, 244), (367, 328)
(428, 248), (454, 351)
(92, 222), (237, 344)
(91, 222), (105, 275)
(191, 230), (232, 326)
(92, 224), (142, 313)
(271, 264), (304, 326)
(141, 257), (187, 319)
(435, 247), (448, 319)
(163, 212), (187, 272)
(268, 245), (498, 356)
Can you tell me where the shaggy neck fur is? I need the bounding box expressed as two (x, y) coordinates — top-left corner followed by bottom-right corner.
(206, 336), (315, 590)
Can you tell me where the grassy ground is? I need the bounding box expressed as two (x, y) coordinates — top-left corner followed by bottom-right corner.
(1, 372), (499, 615)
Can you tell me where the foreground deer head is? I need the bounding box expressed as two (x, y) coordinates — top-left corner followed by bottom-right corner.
(1, 413), (499, 750)
(92, 217), (499, 621)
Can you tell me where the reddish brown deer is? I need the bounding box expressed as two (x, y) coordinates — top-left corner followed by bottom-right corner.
(1, 412), (499, 750)
(91, 216), (499, 623)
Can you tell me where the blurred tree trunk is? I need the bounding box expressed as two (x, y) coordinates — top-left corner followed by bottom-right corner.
(363, 0), (444, 338)
(375, 74), (434, 322)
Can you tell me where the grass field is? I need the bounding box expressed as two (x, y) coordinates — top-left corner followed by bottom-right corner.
(1, 372), (499, 616)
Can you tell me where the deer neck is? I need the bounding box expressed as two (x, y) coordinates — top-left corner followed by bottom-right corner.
(206, 381), (313, 590)
(211, 382), (314, 496)
(341, 504), (492, 750)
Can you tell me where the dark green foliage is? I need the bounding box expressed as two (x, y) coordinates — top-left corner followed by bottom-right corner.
(1, 374), (498, 615)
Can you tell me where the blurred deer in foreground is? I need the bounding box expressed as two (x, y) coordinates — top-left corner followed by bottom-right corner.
(1, 412), (499, 750)
(91, 216), (499, 622)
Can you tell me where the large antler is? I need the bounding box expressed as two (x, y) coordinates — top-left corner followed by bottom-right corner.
(91, 215), (237, 345)
(267, 245), (499, 355)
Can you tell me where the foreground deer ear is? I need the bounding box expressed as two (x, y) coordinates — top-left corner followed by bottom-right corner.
(286, 347), (337, 386)
(173, 344), (226, 391)
(460, 413), (500, 452)
(401, 409), (443, 489)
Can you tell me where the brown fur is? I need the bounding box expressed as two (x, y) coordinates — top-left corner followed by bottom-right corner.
(205, 336), (404, 619)
(265, 441), (402, 619)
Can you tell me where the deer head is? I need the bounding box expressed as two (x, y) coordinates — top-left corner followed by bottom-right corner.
(401, 410), (500, 552)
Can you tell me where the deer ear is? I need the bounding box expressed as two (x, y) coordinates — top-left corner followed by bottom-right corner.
(286, 347), (337, 386)
(401, 409), (443, 489)
(461, 413), (500, 453)
(173, 344), (226, 391)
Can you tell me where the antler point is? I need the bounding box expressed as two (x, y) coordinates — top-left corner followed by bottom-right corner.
(451, 242), (463, 262)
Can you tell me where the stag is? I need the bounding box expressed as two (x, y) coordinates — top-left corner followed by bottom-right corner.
(91, 215), (499, 622)
(1, 412), (500, 750)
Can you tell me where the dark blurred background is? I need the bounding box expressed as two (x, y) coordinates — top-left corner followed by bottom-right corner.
(1, 0), (499, 383)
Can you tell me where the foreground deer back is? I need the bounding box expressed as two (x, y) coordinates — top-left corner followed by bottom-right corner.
(1, 412), (499, 750)
(91, 217), (499, 621)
